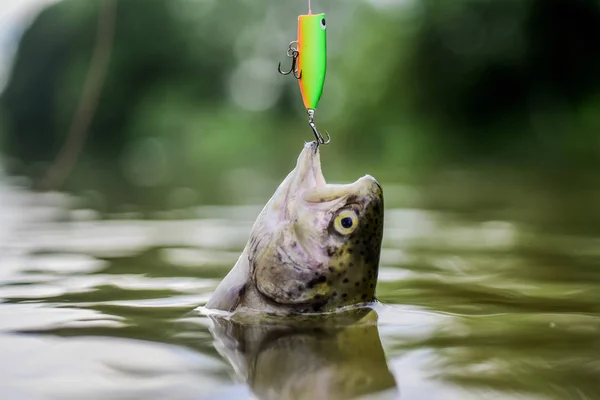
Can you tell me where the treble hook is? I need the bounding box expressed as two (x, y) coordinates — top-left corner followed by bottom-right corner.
(278, 42), (301, 79)
(307, 109), (330, 145)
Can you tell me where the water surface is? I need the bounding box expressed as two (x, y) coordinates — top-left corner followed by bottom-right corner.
(1, 170), (599, 400)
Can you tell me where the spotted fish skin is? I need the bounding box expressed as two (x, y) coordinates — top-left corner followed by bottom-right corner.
(205, 142), (384, 315)
(312, 188), (384, 311)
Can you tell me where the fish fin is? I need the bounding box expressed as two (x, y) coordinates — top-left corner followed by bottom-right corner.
(205, 248), (250, 312)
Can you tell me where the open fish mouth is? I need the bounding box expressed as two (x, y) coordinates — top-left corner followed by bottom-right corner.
(281, 141), (381, 211)
(287, 141), (327, 192)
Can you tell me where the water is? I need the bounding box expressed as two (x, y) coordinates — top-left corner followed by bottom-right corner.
(1, 170), (600, 400)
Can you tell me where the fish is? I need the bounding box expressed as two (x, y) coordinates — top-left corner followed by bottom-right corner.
(205, 141), (384, 314)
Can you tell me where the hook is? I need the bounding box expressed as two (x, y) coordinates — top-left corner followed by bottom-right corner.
(277, 54), (301, 79)
(278, 42), (301, 79)
(307, 109), (330, 145)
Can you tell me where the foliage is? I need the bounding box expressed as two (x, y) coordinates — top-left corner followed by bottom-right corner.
(1, 0), (599, 210)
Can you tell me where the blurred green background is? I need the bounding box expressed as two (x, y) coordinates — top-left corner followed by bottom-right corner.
(1, 0), (599, 212)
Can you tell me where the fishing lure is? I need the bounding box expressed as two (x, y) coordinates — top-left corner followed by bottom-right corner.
(278, 5), (329, 145)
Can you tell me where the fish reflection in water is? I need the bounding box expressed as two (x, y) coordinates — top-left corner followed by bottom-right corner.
(203, 307), (398, 400)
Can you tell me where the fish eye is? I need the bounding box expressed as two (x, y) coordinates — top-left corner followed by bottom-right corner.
(333, 210), (358, 235)
(321, 18), (326, 30)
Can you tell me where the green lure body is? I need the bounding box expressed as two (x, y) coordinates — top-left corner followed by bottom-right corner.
(297, 13), (327, 111)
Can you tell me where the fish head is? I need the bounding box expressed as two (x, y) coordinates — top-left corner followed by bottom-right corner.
(249, 141), (384, 312)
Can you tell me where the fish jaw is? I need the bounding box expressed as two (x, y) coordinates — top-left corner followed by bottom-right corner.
(258, 141), (326, 225)
(301, 174), (381, 205)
